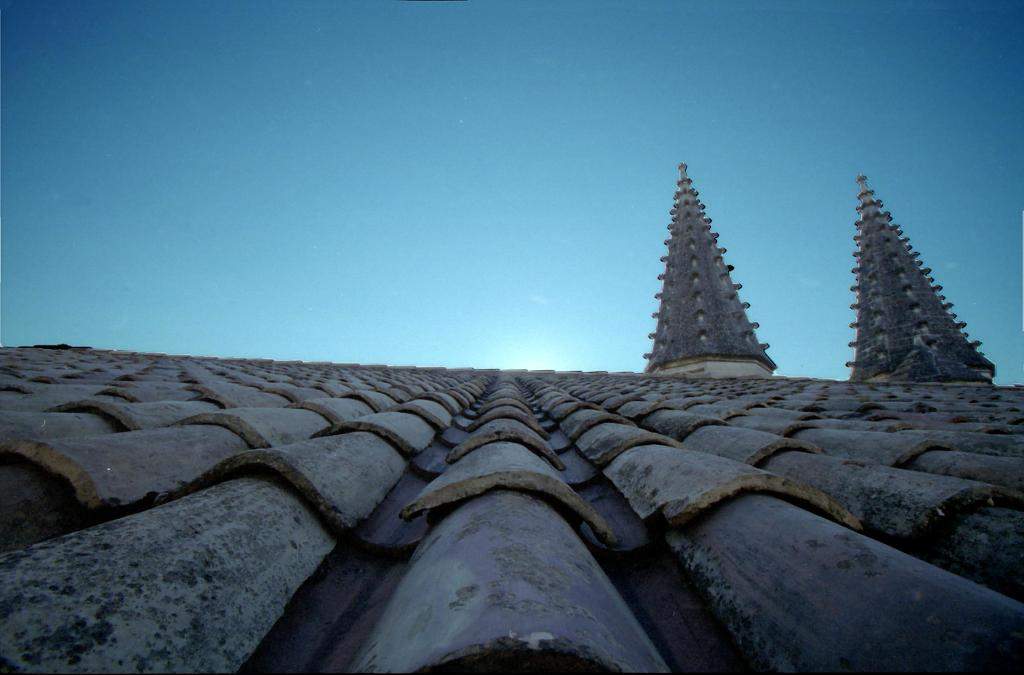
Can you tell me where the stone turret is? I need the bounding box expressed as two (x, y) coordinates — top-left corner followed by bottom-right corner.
(644, 163), (775, 378)
(847, 175), (994, 383)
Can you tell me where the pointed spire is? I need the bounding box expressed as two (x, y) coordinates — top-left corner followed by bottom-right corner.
(644, 163), (775, 378)
(847, 174), (994, 384)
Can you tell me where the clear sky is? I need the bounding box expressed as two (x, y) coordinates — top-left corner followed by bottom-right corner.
(2, 0), (1022, 383)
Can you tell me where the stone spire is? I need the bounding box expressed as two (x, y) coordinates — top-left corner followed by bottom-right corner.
(644, 163), (775, 378)
(847, 175), (994, 384)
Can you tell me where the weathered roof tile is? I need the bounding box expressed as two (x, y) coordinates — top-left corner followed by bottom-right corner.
(561, 407), (632, 441)
(317, 410), (435, 456)
(467, 404), (549, 438)
(50, 398), (219, 430)
(289, 396), (375, 425)
(179, 406), (331, 448)
(903, 449), (1024, 492)
(1, 425), (249, 510)
(352, 490), (668, 672)
(448, 418), (563, 469)
(667, 493), (1024, 670)
(401, 441), (615, 546)
(640, 408), (726, 441)
(0, 410), (120, 443)
(557, 447), (599, 485)
(0, 477), (333, 672)
(792, 426), (950, 466)
(192, 431), (406, 533)
(0, 384), (108, 412)
(680, 424), (821, 466)
(605, 443), (861, 529)
(763, 450), (1020, 541)
(188, 381), (291, 408)
(393, 398), (453, 430)
(576, 422), (683, 466)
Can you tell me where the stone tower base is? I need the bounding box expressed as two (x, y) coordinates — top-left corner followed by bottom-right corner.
(650, 358), (774, 379)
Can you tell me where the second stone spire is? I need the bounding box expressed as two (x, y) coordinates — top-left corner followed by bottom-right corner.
(645, 163), (775, 378)
(847, 175), (994, 383)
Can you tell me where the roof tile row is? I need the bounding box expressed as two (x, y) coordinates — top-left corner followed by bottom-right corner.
(1, 347), (1024, 671)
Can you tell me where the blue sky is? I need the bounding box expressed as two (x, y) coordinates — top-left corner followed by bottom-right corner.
(2, 0), (1022, 383)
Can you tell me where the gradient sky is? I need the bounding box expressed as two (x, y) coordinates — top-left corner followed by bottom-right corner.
(3, 0), (1022, 383)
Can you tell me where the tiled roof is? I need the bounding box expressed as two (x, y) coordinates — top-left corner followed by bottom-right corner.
(2, 346), (1023, 671)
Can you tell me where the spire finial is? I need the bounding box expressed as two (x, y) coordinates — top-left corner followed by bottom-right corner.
(678, 162), (689, 180)
(856, 174), (870, 191)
